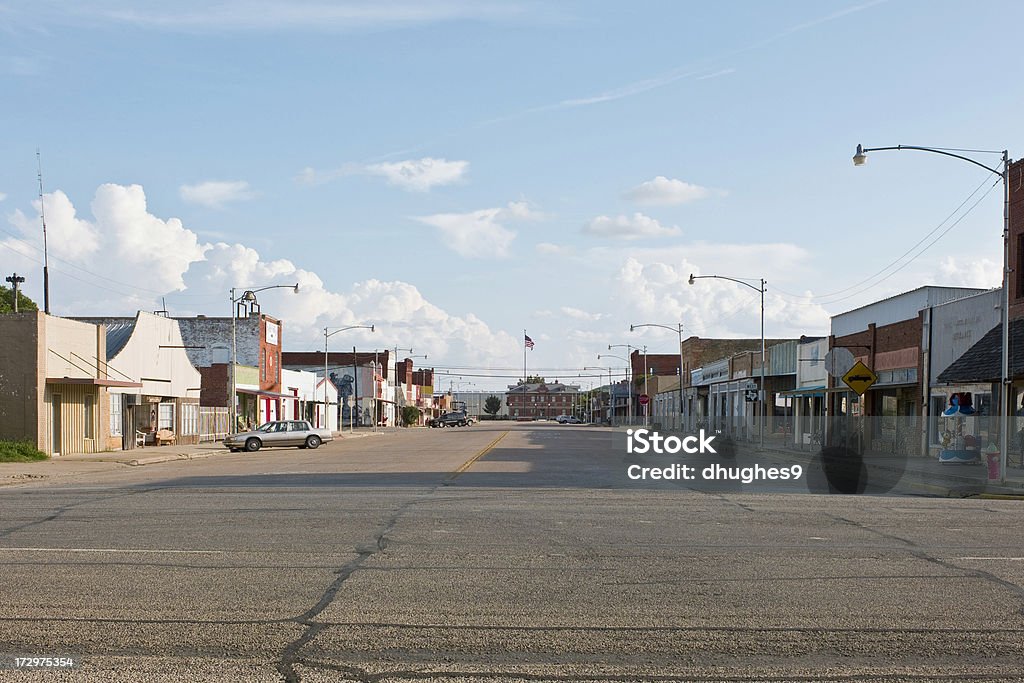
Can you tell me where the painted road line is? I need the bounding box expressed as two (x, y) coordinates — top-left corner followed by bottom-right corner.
(448, 431), (509, 480)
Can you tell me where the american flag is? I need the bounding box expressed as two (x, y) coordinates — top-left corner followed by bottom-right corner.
(524, 334), (535, 349)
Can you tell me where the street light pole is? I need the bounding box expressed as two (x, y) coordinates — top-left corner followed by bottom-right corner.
(854, 143), (1012, 482)
(230, 283), (299, 434)
(689, 274), (766, 450)
(598, 353), (631, 426)
(608, 344), (636, 425)
(323, 324), (375, 433)
(631, 322), (686, 430)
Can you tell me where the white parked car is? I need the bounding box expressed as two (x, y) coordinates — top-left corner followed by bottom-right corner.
(224, 420), (333, 452)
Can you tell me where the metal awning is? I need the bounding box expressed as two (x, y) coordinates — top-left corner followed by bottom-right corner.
(778, 385), (826, 396)
(47, 377), (142, 388)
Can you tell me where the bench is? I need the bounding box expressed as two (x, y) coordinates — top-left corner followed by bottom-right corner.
(155, 429), (176, 446)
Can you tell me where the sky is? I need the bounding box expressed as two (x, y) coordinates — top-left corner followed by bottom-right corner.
(2, 0), (1022, 392)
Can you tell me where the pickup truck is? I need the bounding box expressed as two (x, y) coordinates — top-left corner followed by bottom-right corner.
(429, 412), (469, 428)
(224, 420), (333, 452)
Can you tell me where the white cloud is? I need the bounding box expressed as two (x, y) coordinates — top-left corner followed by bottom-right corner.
(9, 190), (101, 263)
(535, 242), (574, 256)
(2, 182), (520, 371)
(179, 180), (256, 208)
(0, 192), (7, 202)
(623, 176), (710, 206)
(560, 306), (602, 321)
(415, 201), (538, 259)
(364, 157), (468, 192)
(583, 212), (680, 240)
(297, 157), (469, 192)
(612, 255), (831, 340)
(938, 256), (1001, 289)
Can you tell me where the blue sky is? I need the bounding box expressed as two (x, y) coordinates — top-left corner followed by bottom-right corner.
(2, 0), (1022, 390)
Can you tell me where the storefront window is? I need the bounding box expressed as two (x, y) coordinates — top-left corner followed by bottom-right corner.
(110, 395), (123, 437)
(159, 403), (175, 431)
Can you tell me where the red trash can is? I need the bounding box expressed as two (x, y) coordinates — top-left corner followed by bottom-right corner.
(986, 450), (1001, 482)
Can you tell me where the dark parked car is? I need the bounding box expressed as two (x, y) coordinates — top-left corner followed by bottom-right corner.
(429, 412), (469, 428)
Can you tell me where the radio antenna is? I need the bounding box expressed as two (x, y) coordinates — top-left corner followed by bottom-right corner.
(36, 149), (51, 314)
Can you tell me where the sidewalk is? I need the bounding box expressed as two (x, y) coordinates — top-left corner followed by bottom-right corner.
(757, 440), (1024, 498)
(0, 428), (395, 487)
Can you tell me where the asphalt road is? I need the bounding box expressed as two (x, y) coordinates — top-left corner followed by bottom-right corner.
(0, 423), (1022, 682)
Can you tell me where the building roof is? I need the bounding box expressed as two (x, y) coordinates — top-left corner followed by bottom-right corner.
(936, 319), (1024, 384)
(104, 320), (136, 360)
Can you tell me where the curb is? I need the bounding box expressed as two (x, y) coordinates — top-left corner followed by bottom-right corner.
(759, 446), (1023, 498)
(128, 450), (223, 466)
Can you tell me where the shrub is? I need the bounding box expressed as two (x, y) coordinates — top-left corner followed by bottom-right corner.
(0, 440), (49, 462)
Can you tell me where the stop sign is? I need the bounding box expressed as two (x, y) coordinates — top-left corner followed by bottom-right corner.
(638, 394), (650, 406)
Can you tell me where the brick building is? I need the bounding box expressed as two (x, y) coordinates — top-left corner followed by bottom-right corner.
(506, 381), (579, 420)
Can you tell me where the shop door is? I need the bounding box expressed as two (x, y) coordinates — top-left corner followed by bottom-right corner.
(51, 394), (62, 456)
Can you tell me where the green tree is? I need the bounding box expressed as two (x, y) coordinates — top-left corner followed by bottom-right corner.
(483, 395), (502, 418)
(400, 406), (421, 427)
(0, 285), (39, 314)
(515, 376), (546, 385)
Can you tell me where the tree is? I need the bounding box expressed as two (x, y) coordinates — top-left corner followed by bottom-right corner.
(0, 285), (39, 314)
(515, 375), (546, 385)
(483, 395), (502, 418)
(400, 406), (421, 427)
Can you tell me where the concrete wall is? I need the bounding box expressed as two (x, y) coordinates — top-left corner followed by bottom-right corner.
(0, 312), (45, 448)
(832, 286), (984, 338)
(106, 312), (202, 400)
(928, 288), (1002, 384)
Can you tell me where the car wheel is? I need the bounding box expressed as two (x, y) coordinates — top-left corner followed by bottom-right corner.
(306, 435), (321, 449)
(245, 437), (261, 452)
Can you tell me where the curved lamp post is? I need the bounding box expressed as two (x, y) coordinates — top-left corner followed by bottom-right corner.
(632, 322), (685, 428)
(608, 344), (637, 424)
(689, 274), (766, 450)
(230, 283), (299, 433)
(854, 143), (1012, 482)
(584, 365), (614, 424)
(324, 324), (375, 433)
(598, 353), (630, 425)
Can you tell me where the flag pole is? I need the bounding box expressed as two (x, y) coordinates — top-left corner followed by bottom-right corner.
(523, 329), (527, 420)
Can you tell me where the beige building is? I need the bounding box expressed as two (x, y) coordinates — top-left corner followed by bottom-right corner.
(0, 312), (140, 456)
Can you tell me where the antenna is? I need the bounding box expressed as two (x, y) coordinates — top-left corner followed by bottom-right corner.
(154, 297), (169, 317)
(36, 149), (50, 314)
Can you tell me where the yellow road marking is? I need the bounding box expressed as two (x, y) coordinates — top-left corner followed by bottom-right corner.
(448, 431), (509, 480)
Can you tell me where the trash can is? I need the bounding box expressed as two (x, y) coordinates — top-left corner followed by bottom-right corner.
(986, 449), (1001, 482)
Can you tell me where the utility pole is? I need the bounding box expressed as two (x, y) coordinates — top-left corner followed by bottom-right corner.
(37, 151), (51, 314)
(6, 273), (26, 312)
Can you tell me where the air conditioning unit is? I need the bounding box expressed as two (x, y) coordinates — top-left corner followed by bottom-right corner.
(124, 394), (139, 406)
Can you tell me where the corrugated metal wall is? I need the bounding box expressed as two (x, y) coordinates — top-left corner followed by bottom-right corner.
(42, 384), (101, 456)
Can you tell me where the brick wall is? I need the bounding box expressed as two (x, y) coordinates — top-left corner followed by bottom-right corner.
(1007, 159), (1024, 320)
(199, 364), (229, 407)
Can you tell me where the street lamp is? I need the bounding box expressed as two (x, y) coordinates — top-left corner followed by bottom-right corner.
(631, 322), (686, 430)
(608, 344), (636, 424)
(584, 366), (613, 424)
(230, 283), (299, 433)
(598, 353), (630, 426)
(689, 273), (766, 450)
(854, 143), (1012, 482)
(324, 325), (375, 433)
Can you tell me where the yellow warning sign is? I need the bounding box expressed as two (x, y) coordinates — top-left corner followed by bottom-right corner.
(842, 360), (878, 396)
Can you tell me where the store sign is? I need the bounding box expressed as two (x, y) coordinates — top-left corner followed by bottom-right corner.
(266, 322), (279, 346)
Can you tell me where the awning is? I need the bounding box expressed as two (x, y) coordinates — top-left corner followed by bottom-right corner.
(237, 388), (305, 399)
(778, 385), (826, 396)
(47, 377), (142, 388)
